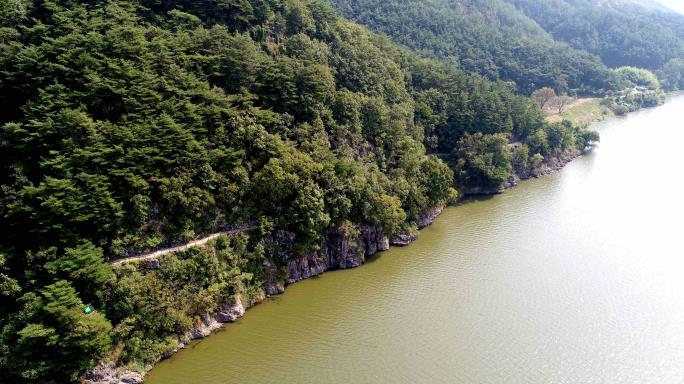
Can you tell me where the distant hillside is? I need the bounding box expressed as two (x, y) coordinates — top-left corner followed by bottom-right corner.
(509, 0), (684, 69)
(329, 0), (684, 94)
(329, 0), (616, 94)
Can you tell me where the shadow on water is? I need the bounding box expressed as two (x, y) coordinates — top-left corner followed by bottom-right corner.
(363, 251), (385, 265)
(455, 193), (498, 207)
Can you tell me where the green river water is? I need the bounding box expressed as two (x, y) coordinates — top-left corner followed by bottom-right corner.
(146, 94), (684, 383)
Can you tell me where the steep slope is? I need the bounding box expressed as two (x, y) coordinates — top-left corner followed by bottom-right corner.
(329, 0), (616, 94)
(0, 0), (597, 382)
(509, 0), (684, 70)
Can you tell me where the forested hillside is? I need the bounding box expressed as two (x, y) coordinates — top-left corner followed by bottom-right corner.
(509, 0), (684, 71)
(0, 0), (598, 382)
(329, 0), (617, 94)
(329, 0), (684, 93)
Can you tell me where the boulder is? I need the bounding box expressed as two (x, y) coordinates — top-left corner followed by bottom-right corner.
(390, 233), (417, 247)
(119, 372), (144, 384)
(217, 299), (245, 323)
(141, 258), (160, 270)
(188, 314), (222, 340)
(377, 236), (390, 251)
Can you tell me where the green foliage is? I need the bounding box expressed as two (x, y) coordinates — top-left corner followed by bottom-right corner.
(108, 235), (263, 367)
(616, 91), (666, 111)
(510, 0), (684, 71)
(511, 144), (530, 174)
(0, 0), (26, 28)
(329, 0), (615, 94)
(1, 281), (112, 383)
(0, 0), (610, 380)
(0, 1), (462, 380)
(658, 58), (684, 91)
(44, 243), (114, 305)
(0, 253), (20, 304)
(364, 194), (406, 235)
(419, 156), (456, 206)
(604, 68), (666, 113)
(454, 133), (512, 191)
(614, 67), (661, 90)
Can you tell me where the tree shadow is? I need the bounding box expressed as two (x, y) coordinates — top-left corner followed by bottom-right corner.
(454, 194), (497, 207)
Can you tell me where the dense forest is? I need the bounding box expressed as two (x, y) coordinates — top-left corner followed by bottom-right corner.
(0, 0), (675, 383)
(329, 0), (684, 93)
(330, 0), (616, 94)
(508, 0), (684, 71)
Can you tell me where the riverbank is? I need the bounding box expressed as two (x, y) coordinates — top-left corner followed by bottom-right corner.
(85, 206), (444, 384)
(90, 148), (586, 383)
(86, 96), (655, 384)
(143, 93), (684, 384)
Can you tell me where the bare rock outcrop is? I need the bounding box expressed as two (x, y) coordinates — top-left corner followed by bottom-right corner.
(88, 206), (445, 384)
(217, 298), (246, 323)
(83, 364), (143, 384)
(417, 205), (445, 229)
(187, 314), (223, 340)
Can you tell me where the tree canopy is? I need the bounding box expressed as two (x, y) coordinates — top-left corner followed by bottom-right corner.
(0, 0), (617, 381)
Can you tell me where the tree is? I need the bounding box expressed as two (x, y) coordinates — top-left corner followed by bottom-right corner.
(614, 67), (660, 90)
(552, 95), (574, 115)
(659, 58), (684, 91)
(364, 193), (406, 235)
(44, 243), (114, 305)
(453, 132), (512, 190)
(554, 74), (569, 95)
(531, 87), (556, 110)
(3, 281), (112, 383)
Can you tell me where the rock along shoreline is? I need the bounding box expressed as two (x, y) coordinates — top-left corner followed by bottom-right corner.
(84, 204), (445, 384)
(84, 148), (588, 384)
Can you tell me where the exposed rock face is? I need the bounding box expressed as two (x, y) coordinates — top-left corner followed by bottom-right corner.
(265, 280), (285, 296)
(83, 364), (143, 384)
(532, 149), (581, 177)
(217, 299), (245, 323)
(391, 205), (444, 246)
(263, 260), (285, 296)
(359, 225), (388, 256)
(187, 314), (223, 340)
(503, 175), (518, 189)
(390, 233), (417, 247)
(459, 149), (584, 196)
(83, 363), (117, 384)
(417, 205), (445, 229)
(119, 372), (144, 384)
(324, 226), (365, 270)
(88, 206), (445, 384)
(286, 252), (327, 284)
(377, 235), (390, 251)
(282, 224), (389, 284)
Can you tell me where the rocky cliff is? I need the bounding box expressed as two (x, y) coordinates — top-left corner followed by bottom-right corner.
(85, 206), (444, 384)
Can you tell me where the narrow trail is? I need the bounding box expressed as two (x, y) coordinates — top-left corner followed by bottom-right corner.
(110, 226), (257, 265)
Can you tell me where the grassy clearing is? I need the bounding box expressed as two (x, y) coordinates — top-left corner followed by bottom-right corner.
(545, 98), (614, 126)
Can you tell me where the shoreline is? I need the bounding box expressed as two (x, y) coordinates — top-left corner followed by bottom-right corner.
(85, 206), (444, 384)
(85, 97), (658, 384)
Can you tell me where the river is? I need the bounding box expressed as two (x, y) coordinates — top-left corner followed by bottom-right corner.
(146, 94), (684, 384)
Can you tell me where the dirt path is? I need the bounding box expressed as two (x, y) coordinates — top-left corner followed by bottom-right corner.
(110, 226), (257, 265)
